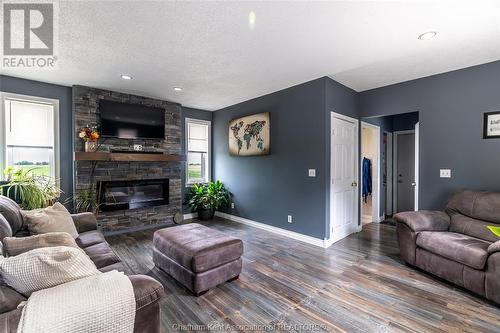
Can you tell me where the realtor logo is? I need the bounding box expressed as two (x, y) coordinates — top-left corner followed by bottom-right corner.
(2, 1), (58, 69)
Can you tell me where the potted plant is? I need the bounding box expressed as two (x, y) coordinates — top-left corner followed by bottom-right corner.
(0, 167), (61, 209)
(187, 181), (230, 220)
(78, 125), (100, 152)
(74, 188), (100, 214)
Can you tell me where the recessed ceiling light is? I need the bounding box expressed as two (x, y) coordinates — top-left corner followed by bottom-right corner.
(248, 11), (256, 30)
(120, 74), (133, 80)
(173, 87), (183, 91)
(418, 31), (437, 40)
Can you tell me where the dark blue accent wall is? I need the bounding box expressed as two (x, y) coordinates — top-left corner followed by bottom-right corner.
(0, 75), (73, 203)
(360, 60), (500, 210)
(213, 77), (358, 239)
(181, 107), (213, 213)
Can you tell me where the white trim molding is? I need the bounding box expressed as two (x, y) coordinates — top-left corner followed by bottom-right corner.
(215, 212), (334, 248)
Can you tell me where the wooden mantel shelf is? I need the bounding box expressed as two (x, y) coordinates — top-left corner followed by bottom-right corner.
(75, 152), (186, 162)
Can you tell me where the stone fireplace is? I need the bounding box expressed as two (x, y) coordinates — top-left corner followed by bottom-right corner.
(73, 86), (183, 234)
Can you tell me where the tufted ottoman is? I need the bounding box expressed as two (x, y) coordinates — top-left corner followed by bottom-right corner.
(153, 223), (243, 296)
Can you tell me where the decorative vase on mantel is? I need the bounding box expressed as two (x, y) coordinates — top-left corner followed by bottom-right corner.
(84, 141), (98, 152)
(79, 125), (100, 153)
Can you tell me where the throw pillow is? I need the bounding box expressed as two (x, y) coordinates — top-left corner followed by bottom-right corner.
(2, 232), (79, 257)
(0, 246), (99, 296)
(20, 202), (78, 239)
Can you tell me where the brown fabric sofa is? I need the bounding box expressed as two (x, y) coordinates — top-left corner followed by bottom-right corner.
(0, 196), (164, 333)
(394, 190), (500, 304)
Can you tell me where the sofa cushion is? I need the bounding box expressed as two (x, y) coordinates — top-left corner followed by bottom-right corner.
(99, 262), (130, 274)
(153, 223), (243, 273)
(0, 308), (21, 333)
(0, 214), (13, 241)
(82, 242), (121, 269)
(3, 232), (79, 257)
(416, 231), (490, 270)
(76, 230), (106, 248)
(20, 202), (79, 239)
(0, 196), (24, 235)
(0, 285), (26, 314)
(450, 214), (500, 243)
(446, 190), (500, 224)
(0, 246), (99, 296)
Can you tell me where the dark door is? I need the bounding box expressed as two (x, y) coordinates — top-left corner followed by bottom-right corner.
(396, 133), (415, 212)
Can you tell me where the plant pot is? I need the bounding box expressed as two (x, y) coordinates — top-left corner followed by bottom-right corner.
(197, 209), (215, 220)
(84, 141), (98, 152)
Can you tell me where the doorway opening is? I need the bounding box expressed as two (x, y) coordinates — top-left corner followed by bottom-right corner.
(360, 122), (380, 225)
(361, 112), (419, 221)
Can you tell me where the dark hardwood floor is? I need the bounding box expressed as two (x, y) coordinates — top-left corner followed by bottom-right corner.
(107, 218), (500, 333)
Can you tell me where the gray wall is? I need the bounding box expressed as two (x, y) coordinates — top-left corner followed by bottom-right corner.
(360, 60), (500, 210)
(0, 75), (73, 203)
(181, 107), (213, 213)
(213, 77), (358, 239)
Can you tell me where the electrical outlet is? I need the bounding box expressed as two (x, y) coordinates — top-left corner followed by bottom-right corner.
(133, 144), (143, 151)
(287, 215), (292, 223)
(231, 202), (235, 209)
(440, 169), (451, 178)
(308, 169), (316, 177)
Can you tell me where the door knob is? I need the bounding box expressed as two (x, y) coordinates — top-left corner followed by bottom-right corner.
(411, 182), (416, 186)
(351, 182), (357, 187)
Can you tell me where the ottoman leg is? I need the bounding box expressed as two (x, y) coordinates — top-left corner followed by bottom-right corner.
(195, 290), (208, 297)
(227, 275), (239, 282)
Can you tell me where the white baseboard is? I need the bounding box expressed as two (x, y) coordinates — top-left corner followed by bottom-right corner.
(215, 211), (333, 248)
(183, 213), (198, 220)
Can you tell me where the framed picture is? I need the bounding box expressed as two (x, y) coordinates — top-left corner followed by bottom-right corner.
(229, 112), (270, 156)
(483, 111), (500, 139)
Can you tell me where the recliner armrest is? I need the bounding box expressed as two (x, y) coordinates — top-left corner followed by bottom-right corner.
(394, 210), (450, 232)
(71, 213), (98, 233)
(488, 240), (500, 255)
(128, 275), (164, 311)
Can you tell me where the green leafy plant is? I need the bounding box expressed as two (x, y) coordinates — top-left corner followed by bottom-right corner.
(74, 188), (100, 214)
(187, 181), (230, 212)
(488, 226), (500, 238)
(1, 167), (61, 210)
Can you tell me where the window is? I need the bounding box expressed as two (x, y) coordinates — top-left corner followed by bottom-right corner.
(0, 93), (59, 180)
(186, 118), (211, 185)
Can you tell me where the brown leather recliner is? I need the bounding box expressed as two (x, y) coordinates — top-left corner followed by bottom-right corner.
(394, 190), (500, 304)
(0, 195), (164, 333)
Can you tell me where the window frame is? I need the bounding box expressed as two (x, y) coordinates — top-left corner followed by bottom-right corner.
(185, 117), (211, 186)
(0, 92), (60, 182)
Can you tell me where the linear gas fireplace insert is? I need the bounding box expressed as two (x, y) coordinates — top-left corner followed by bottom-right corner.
(97, 179), (169, 211)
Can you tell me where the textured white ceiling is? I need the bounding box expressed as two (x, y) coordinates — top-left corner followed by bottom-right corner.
(3, 1), (500, 111)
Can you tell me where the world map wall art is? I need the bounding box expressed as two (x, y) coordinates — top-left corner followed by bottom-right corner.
(229, 112), (270, 156)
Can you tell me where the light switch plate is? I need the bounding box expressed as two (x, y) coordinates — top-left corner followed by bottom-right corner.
(440, 169), (451, 178)
(308, 169), (316, 177)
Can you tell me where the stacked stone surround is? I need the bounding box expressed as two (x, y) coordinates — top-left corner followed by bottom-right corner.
(73, 85), (183, 234)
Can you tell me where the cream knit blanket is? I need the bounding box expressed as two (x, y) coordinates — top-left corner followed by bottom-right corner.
(17, 270), (135, 333)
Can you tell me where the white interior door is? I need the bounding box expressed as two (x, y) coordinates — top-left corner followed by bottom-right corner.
(330, 113), (359, 243)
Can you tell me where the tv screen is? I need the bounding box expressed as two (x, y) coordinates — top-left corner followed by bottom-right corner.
(99, 100), (165, 139)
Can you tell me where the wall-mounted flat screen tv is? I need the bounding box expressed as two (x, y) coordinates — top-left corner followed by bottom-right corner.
(99, 100), (165, 139)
